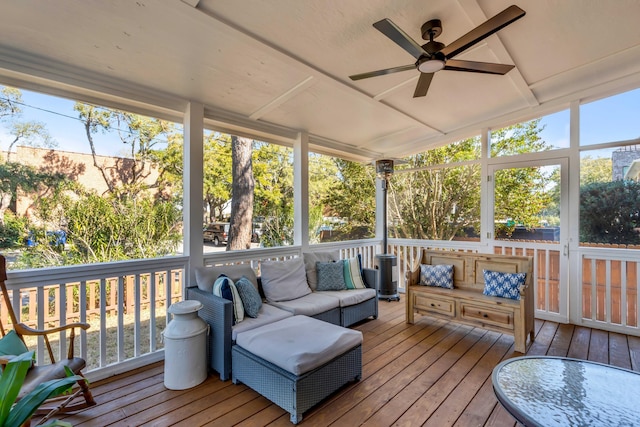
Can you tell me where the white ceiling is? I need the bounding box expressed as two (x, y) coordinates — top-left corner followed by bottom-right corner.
(1, 0), (640, 162)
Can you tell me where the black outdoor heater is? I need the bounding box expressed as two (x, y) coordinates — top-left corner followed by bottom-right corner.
(375, 159), (400, 302)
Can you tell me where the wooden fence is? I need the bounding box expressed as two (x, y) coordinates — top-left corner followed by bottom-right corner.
(1, 271), (183, 329)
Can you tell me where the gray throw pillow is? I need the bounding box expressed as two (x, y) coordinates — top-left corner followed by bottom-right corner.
(235, 276), (262, 318)
(261, 257), (311, 302)
(316, 261), (347, 291)
(303, 251), (340, 290)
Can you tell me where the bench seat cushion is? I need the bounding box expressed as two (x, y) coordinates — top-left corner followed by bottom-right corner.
(235, 315), (362, 375)
(267, 292), (339, 317)
(316, 288), (376, 307)
(231, 304), (293, 341)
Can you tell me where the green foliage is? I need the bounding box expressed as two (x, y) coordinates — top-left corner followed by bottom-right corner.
(63, 192), (182, 263)
(321, 159), (376, 226)
(0, 351), (79, 427)
(0, 86), (22, 121)
(580, 180), (640, 245)
(253, 142), (294, 246)
(0, 212), (29, 248)
(390, 161), (481, 240)
(580, 156), (612, 185)
(490, 119), (548, 157)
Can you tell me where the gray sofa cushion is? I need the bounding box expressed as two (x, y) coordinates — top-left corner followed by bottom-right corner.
(261, 257), (311, 302)
(316, 288), (376, 307)
(195, 264), (258, 293)
(231, 304), (293, 341)
(235, 315), (362, 375)
(267, 292), (339, 316)
(303, 251), (340, 291)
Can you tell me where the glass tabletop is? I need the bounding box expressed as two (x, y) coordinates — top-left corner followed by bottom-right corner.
(492, 356), (640, 427)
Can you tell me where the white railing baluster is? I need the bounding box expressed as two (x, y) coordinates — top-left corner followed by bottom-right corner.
(117, 275), (125, 362)
(99, 278), (107, 366)
(150, 271), (157, 352)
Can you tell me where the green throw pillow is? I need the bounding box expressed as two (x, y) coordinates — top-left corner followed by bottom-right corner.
(0, 330), (28, 356)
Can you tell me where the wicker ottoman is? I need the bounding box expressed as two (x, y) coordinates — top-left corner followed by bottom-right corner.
(232, 315), (363, 424)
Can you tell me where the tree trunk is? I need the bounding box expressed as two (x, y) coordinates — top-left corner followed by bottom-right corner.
(0, 192), (12, 227)
(227, 136), (254, 250)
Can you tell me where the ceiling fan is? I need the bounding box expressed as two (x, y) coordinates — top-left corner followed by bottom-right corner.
(349, 5), (525, 98)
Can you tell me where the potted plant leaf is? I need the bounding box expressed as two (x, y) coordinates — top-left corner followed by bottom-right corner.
(0, 351), (86, 427)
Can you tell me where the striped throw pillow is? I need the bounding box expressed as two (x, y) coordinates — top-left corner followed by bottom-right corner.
(343, 255), (366, 289)
(213, 274), (244, 324)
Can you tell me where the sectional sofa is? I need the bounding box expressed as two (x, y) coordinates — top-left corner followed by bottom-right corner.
(186, 251), (378, 380)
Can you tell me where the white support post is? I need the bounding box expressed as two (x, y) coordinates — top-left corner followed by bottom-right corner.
(480, 128), (491, 247)
(293, 132), (309, 249)
(568, 100), (581, 324)
(183, 102), (204, 287)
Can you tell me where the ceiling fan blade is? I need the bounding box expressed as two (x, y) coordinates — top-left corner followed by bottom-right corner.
(440, 5), (525, 59)
(373, 18), (428, 60)
(444, 59), (514, 74)
(349, 64), (415, 81)
(413, 73), (434, 97)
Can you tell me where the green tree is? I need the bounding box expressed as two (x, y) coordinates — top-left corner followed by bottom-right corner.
(580, 180), (640, 245)
(0, 86), (22, 120)
(580, 156), (612, 185)
(4, 121), (56, 161)
(0, 162), (66, 227)
(74, 103), (175, 199)
(253, 142), (293, 246)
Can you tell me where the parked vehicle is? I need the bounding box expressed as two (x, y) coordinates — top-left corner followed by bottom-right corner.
(203, 222), (229, 246)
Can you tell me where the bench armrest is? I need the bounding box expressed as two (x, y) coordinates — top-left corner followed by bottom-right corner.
(362, 267), (377, 290)
(185, 286), (233, 380)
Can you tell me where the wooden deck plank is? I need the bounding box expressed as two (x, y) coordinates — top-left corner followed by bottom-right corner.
(525, 320), (557, 356)
(423, 334), (514, 427)
(566, 326), (591, 359)
(388, 331), (501, 426)
(546, 322), (574, 357)
(629, 335), (640, 371)
(302, 321), (468, 427)
(588, 328), (609, 364)
(609, 332), (631, 369)
(44, 301), (640, 427)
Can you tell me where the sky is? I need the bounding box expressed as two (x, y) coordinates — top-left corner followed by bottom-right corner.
(1, 85), (639, 159)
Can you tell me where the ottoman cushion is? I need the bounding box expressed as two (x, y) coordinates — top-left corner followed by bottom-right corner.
(235, 315), (362, 375)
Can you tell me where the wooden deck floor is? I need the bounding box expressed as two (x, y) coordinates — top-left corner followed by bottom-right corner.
(53, 299), (640, 427)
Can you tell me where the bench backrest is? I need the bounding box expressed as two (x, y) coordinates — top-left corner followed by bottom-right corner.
(412, 249), (533, 296)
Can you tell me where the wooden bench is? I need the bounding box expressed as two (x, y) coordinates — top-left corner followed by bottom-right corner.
(406, 249), (534, 353)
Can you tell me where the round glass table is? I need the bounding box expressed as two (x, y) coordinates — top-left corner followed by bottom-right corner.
(492, 356), (640, 427)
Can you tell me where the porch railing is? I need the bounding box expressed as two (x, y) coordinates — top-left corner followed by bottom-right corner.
(2, 238), (638, 381)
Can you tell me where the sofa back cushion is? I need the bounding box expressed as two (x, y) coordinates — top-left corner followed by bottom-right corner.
(303, 251), (340, 291)
(194, 264), (258, 293)
(261, 257), (311, 302)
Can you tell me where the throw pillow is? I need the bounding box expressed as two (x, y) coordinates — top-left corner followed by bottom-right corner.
(235, 276), (262, 318)
(261, 257), (311, 302)
(0, 329), (28, 356)
(303, 251), (340, 290)
(195, 264), (258, 293)
(483, 270), (526, 300)
(316, 261), (347, 291)
(212, 274), (244, 323)
(419, 264), (454, 289)
(343, 255), (366, 289)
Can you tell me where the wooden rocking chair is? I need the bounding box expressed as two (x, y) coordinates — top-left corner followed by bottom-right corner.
(0, 255), (96, 416)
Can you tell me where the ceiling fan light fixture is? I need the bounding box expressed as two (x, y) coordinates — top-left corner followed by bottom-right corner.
(417, 58), (445, 73)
